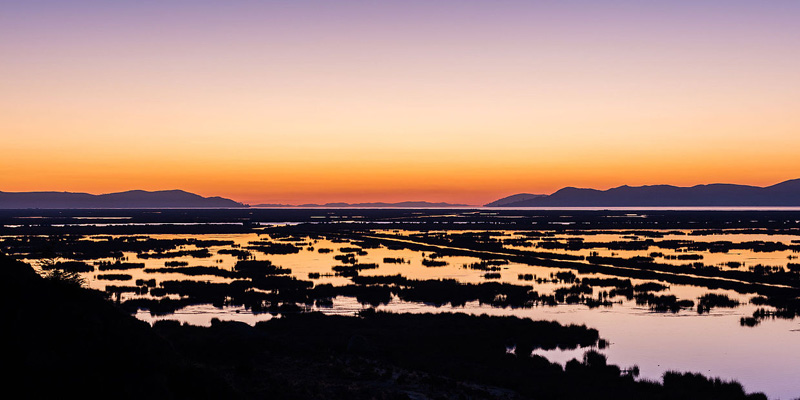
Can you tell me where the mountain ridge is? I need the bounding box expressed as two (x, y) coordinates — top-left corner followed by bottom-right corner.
(486, 179), (800, 207)
(484, 193), (546, 207)
(0, 190), (246, 209)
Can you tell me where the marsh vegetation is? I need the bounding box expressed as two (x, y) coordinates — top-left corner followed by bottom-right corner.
(3, 209), (800, 398)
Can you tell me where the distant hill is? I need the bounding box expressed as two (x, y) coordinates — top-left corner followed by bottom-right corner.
(0, 190), (246, 209)
(486, 179), (800, 207)
(252, 201), (470, 208)
(485, 193), (546, 207)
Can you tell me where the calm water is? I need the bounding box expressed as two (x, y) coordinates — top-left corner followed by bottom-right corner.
(19, 231), (800, 399)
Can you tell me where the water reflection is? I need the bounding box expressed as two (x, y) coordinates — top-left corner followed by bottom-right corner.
(4, 229), (800, 398)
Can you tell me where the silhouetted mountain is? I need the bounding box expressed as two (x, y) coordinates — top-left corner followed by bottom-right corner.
(485, 193), (546, 207)
(253, 201), (470, 208)
(486, 179), (800, 207)
(0, 190), (246, 209)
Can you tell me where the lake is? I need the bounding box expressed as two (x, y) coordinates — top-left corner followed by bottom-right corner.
(5, 225), (799, 399)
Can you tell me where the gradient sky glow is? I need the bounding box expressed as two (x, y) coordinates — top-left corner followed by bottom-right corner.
(2, 1), (799, 204)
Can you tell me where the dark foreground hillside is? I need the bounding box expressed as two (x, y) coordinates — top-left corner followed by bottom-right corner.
(2, 254), (767, 399)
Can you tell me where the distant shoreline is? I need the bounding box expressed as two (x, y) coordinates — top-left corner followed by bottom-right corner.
(5, 206), (800, 211)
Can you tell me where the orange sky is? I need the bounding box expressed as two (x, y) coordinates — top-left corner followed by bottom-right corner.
(2, 2), (799, 205)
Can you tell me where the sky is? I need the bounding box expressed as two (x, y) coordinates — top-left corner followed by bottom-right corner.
(2, 1), (799, 205)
